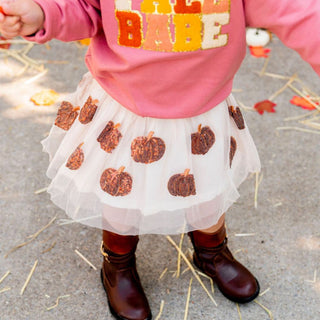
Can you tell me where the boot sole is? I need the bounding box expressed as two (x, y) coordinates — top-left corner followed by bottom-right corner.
(100, 269), (152, 320)
(193, 258), (260, 304)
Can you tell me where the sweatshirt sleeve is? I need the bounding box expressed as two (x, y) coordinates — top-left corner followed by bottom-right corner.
(26, 0), (102, 43)
(244, 0), (320, 76)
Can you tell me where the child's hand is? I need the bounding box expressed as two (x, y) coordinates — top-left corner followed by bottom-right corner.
(0, 0), (44, 39)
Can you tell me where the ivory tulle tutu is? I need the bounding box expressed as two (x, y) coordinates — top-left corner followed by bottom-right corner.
(42, 73), (261, 235)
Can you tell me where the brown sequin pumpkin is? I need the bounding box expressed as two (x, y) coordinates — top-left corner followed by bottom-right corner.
(229, 136), (237, 167)
(131, 131), (166, 164)
(191, 124), (215, 155)
(228, 106), (245, 130)
(100, 166), (132, 197)
(168, 169), (196, 197)
(66, 143), (84, 170)
(79, 96), (99, 124)
(97, 121), (122, 153)
(55, 101), (80, 130)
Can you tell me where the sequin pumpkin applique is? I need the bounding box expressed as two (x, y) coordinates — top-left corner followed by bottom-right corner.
(168, 169), (196, 197)
(191, 124), (215, 155)
(66, 143), (84, 170)
(79, 96), (99, 124)
(229, 136), (237, 167)
(228, 106), (245, 130)
(131, 131), (166, 164)
(100, 167), (133, 196)
(54, 101), (80, 130)
(97, 121), (122, 153)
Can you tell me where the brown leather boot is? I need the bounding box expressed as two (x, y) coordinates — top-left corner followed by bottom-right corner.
(101, 231), (152, 320)
(188, 226), (260, 303)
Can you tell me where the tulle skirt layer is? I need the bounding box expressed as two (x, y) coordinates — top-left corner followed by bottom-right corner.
(42, 73), (261, 235)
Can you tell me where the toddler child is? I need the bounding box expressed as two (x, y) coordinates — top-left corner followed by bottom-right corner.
(1, 1), (319, 319)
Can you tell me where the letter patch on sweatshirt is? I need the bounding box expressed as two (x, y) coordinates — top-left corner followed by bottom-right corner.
(114, 0), (231, 52)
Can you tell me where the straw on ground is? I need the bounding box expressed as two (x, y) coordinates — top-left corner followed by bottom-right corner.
(75, 249), (97, 270)
(184, 278), (193, 320)
(20, 260), (38, 295)
(5, 216), (57, 258)
(166, 235), (217, 307)
(154, 300), (165, 320)
(46, 295), (71, 311)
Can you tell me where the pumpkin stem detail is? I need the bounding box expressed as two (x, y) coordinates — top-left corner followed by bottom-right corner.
(183, 169), (190, 177)
(118, 166), (125, 174)
(147, 131), (154, 142)
(197, 124), (202, 133)
(110, 166), (125, 182)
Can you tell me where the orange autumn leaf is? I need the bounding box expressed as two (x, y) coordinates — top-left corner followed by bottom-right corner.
(77, 38), (91, 46)
(30, 89), (60, 106)
(290, 96), (318, 110)
(249, 46), (271, 58)
(254, 100), (276, 115)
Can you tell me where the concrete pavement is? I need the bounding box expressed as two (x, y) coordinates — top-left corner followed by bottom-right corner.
(0, 37), (319, 320)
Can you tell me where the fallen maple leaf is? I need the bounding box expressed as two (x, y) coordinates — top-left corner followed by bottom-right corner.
(30, 89), (60, 106)
(254, 100), (276, 115)
(249, 46), (271, 58)
(290, 96), (317, 110)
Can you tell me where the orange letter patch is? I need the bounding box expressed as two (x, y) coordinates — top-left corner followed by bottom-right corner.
(116, 11), (143, 48)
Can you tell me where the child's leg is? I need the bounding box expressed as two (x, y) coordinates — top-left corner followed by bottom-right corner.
(101, 230), (152, 320)
(189, 215), (259, 303)
(199, 213), (225, 234)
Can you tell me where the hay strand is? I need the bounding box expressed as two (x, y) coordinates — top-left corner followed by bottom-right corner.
(75, 249), (97, 270)
(259, 56), (270, 76)
(176, 232), (185, 278)
(255, 71), (290, 80)
(254, 171), (263, 209)
(166, 236), (217, 307)
(276, 126), (320, 135)
(236, 303), (242, 320)
(154, 300), (165, 320)
(0, 271), (10, 285)
(159, 268), (168, 280)
(41, 241), (57, 254)
(46, 295), (70, 311)
(259, 287), (271, 297)
(34, 187), (48, 195)
(0, 287), (11, 294)
(182, 267), (191, 275)
(235, 233), (256, 237)
(4, 216), (57, 258)
(20, 260), (38, 295)
(284, 110), (319, 122)
(184, 278), (193, 320)
(254, 300), (274, 320)
(268, 74), (297, 101)
(26, 216), (57, 239)
(196, 270), (215, 293)
(305, 270), (317, 283)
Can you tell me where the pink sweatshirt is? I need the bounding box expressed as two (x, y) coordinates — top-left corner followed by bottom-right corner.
(29, 0), (320, 118)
